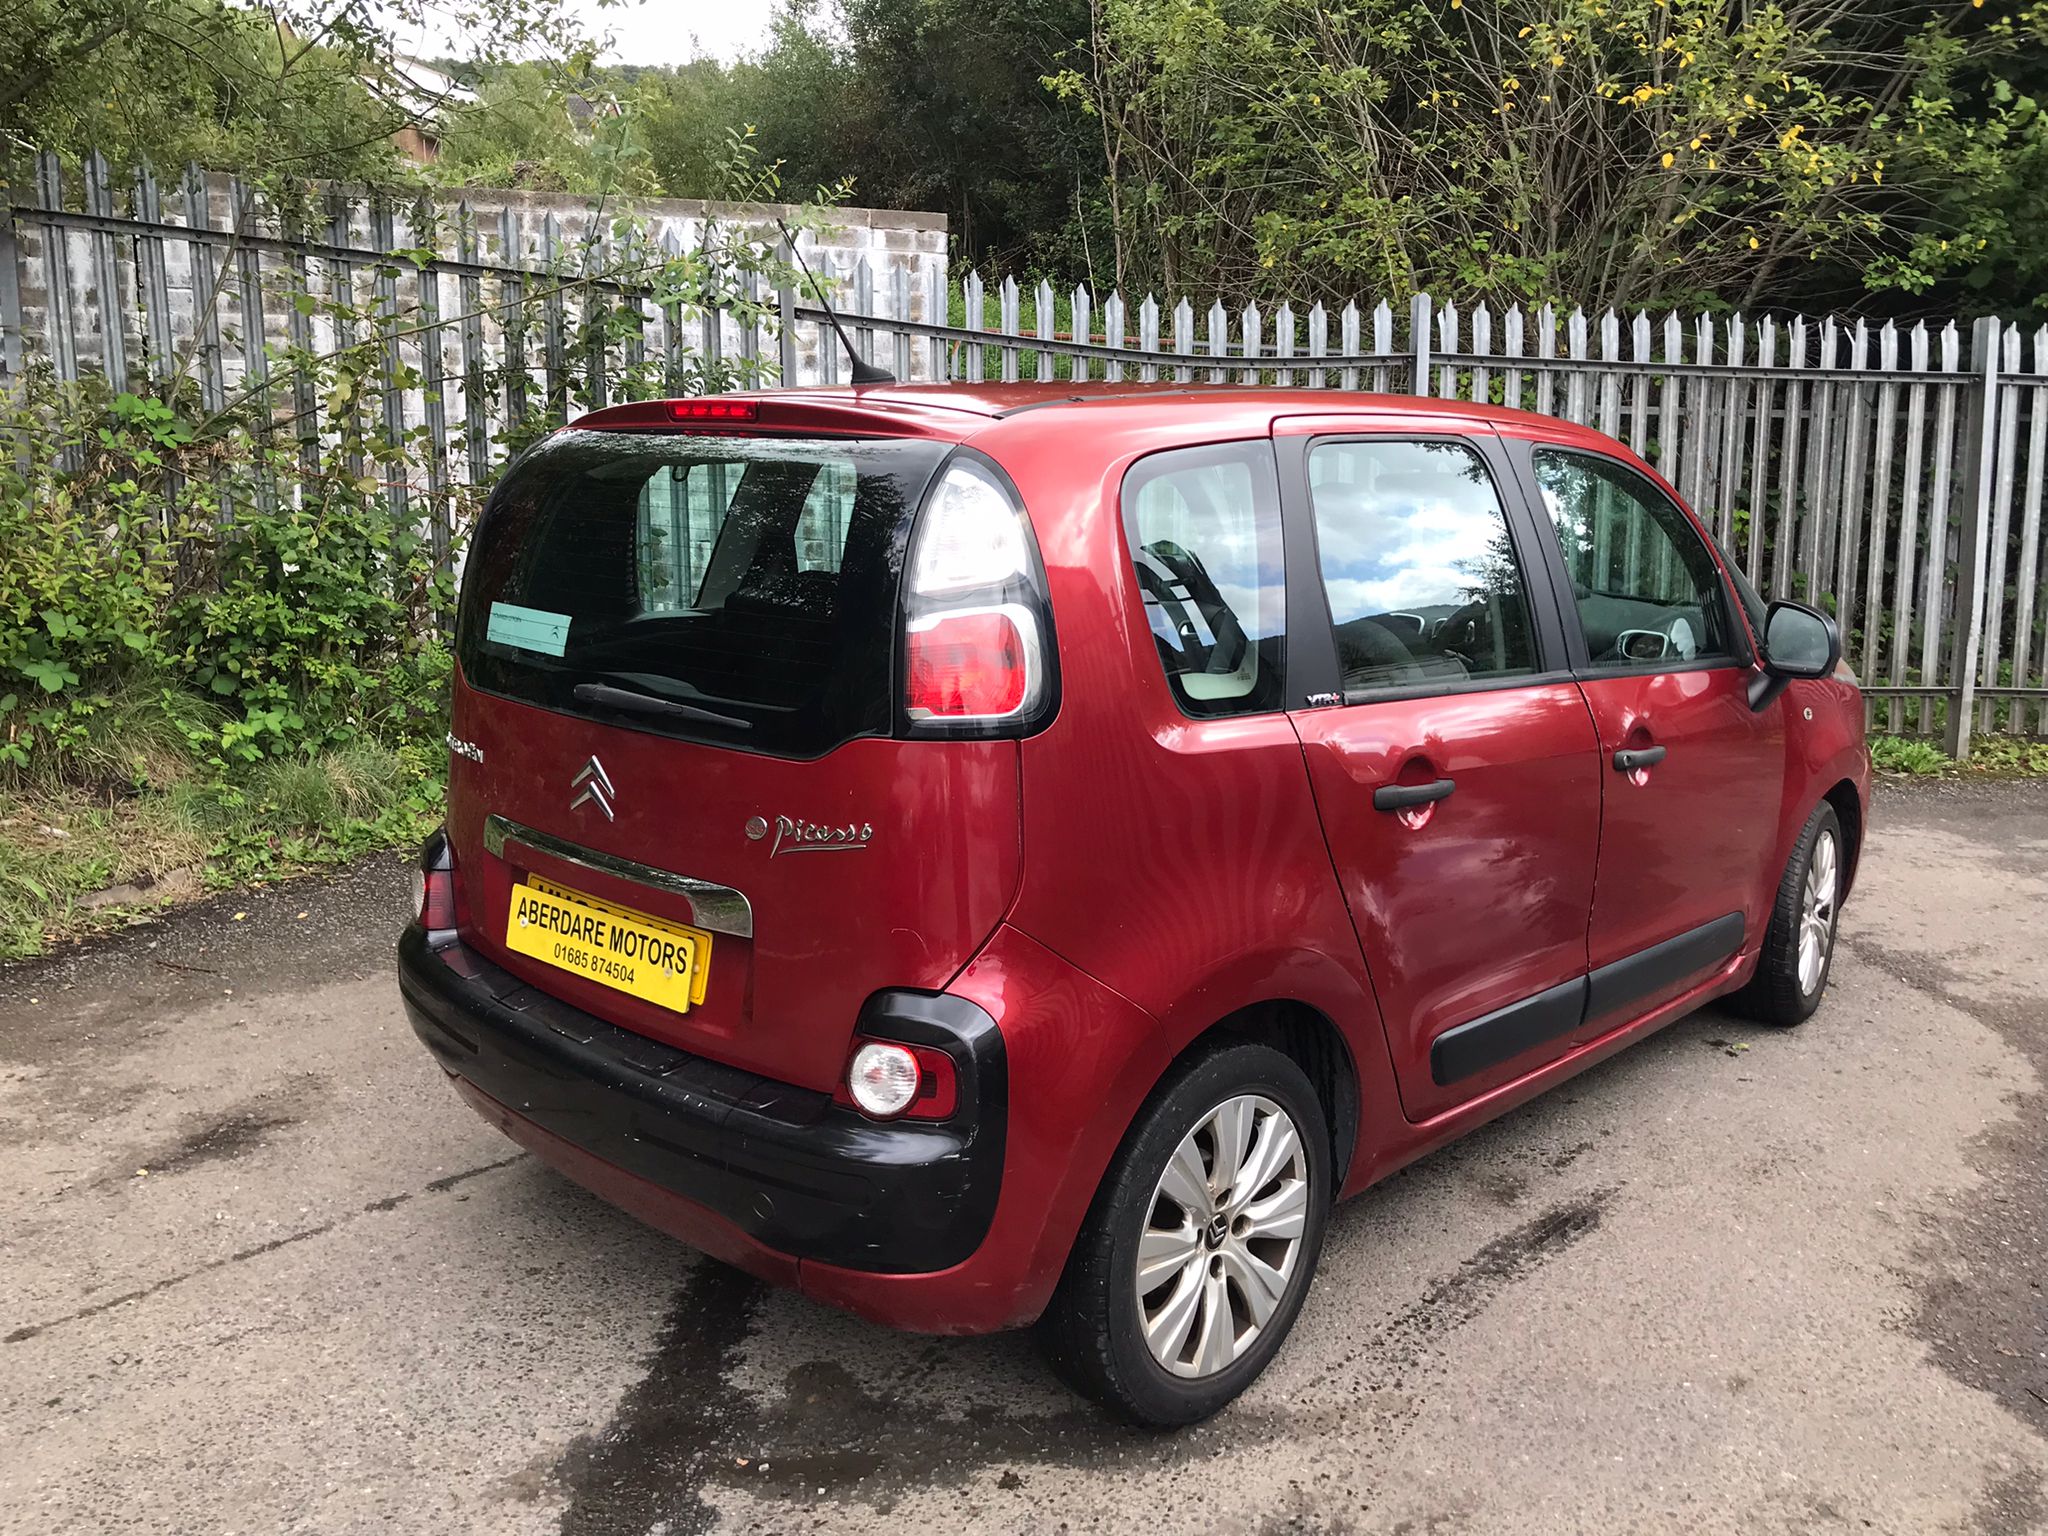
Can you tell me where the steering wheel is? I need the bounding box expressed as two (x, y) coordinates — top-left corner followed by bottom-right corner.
(1435, 597), (1496, 672)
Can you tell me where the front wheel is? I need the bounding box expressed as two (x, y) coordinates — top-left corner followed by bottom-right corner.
(1037, 1041), (1331, 1426)
(1733, 800), (1844, 1026)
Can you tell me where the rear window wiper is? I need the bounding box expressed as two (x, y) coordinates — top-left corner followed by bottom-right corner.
(571, 681), (752, 730)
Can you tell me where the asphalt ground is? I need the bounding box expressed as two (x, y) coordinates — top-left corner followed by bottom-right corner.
(3, 779), (2045, 1534)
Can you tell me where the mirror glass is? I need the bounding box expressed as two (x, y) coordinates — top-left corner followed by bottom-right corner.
(1765, 603), (1833, 675)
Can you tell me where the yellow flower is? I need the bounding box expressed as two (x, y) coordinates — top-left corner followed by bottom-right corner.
(1518, 24), (1533, 36)
(1748, 235), (1760, 249)
(1661, 151), (1675, 168)
(1690, 137), (1702, 149)
(1450, 0), (1462, 9)
(1872, 168), (1883, 184)
(1550, 53), (1565, 66)
(1742, 92), (1757, 107)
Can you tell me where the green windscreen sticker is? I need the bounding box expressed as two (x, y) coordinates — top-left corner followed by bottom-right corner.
(486, 602), (571, 657)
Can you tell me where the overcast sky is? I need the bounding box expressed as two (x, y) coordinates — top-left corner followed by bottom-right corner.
(576, 0), (786, 63)
(391, 0), (786, 66)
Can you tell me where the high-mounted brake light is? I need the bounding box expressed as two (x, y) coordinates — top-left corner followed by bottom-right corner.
(900, 457), (1053, 735)
(666, 398), (758, 422)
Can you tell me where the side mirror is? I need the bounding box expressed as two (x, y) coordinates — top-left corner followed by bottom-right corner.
(1748, 600), (1841, 710)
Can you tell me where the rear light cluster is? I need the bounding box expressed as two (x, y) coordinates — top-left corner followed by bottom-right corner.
(413, 830), (458, 938)
(900, 456), (1054, 733)
(839, 1038), (959, 1121)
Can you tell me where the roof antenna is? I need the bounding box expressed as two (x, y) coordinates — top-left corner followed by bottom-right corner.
(774, 218), (896, 387)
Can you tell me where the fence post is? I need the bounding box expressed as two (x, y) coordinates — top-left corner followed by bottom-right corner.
(775, 228), (799, 386)
(35, 154), (79, 385)
(84, 152), (128, 395)
(0, 168), (29, 399)
(1410, 292), (1431, 398)
(1946, 315), (2003, 759)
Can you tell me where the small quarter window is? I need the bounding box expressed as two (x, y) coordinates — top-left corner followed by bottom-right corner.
(1122, 441), (1287, 718)
(1306, 438), (1538, 694)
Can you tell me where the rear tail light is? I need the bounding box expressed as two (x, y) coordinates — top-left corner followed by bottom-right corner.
(899, 456), (1054, 734)
(838, 1038), (960, 1120)
(906, 608), (1034, 720)
(414, 830), (458, 937)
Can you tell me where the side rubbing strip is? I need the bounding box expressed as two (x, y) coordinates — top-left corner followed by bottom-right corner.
(1431, 976), (1589, 1086)
(1428, 912), (1746, 1087)
(1584, 911), (1745, 1023)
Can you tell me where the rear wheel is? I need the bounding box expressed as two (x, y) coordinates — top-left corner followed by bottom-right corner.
(1037, 1042), (1331, 1426)
(1733, 800), (1843, 1026)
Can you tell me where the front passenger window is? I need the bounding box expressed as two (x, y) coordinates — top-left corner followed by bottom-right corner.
(1306, 439), (1538, 694)
(1532, 450), (1732, 669)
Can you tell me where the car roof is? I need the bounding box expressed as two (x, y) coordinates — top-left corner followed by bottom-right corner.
(764, 380), (1584, 430)
(571, 381), (1622, 451)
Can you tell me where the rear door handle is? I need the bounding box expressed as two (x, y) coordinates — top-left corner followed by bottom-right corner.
(1612, 746), (1668, 772)
(1373, 778), (1456, 812)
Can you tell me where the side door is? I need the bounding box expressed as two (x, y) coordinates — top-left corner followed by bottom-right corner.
(1280, 427), (1604, 1123)
(1506, 439), (1786, 1035)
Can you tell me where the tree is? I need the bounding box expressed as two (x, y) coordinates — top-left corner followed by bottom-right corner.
(1047, 0), (2048, 315)
(2, 0), (599, 182)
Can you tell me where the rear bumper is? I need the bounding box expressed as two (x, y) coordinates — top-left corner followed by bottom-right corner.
(397, 923), (1005, 1277)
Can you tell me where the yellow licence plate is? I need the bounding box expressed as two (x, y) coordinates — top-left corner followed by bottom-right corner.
(504, 876), (712, 1013)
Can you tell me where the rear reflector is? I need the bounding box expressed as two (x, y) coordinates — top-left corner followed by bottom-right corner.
(905, 608), (1031, 720)
(666, 398), (758, 422)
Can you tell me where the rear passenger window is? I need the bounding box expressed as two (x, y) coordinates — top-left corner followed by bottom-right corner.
(1306, 439), (1538, 694)
(1532, 450), (1731, 669)
(1123, 441), (1286, 718)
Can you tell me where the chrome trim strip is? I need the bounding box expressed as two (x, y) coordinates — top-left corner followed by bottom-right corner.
(482, 814), (754, 938)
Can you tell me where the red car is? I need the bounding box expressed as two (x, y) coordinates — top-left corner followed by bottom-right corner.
(398, 383), (1868, 1426)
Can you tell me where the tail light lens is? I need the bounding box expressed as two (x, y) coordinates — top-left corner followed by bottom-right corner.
(837, 1038), (960, 1120)
(906, 608), (1034, 720)
(900, 455), (1054, 735)
(414, 830), (458, 937)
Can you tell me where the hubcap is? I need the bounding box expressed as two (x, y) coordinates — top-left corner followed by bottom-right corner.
(1135, 1094), (1310, 1379)
(1798, 828), (1839, 995)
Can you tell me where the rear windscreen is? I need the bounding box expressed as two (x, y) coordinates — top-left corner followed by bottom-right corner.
(457, 430), (951, 756)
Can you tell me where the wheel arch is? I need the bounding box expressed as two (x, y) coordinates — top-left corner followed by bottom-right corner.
(1147, 999), (1361, 1204)
(1822, 776), (1864, 898)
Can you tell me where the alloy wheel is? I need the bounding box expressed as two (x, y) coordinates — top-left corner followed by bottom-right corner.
(1135, 1094), (1310, 1378)
(1798, 827), (1839, 996)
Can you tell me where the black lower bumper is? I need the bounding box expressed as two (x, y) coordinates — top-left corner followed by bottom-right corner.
(397, 924), (1005, 1273)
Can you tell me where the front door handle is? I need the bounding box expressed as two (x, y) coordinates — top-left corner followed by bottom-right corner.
(1612, 746), (1668, 772)
(1373, 778), (1456, 812)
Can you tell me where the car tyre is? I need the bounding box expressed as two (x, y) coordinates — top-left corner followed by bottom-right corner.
(1037, 1040), (1331, 1427)
(1732, 800), (1844, 1026)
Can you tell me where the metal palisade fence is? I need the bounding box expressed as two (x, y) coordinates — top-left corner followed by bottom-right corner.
(931, 276), (2048, 756)
(3, 151), (2045, 752)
